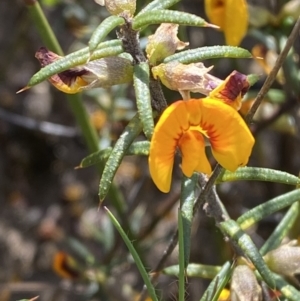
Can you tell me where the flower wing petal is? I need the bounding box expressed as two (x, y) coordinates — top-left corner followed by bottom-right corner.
(199, 98), (254, 171)
(149, 101), (189, 193)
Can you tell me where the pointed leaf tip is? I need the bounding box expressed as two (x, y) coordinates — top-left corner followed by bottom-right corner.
(206, 22), (220, 29)
(16, 86), (30, 94)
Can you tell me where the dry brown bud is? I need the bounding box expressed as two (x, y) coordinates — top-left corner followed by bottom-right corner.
(264, 240), (300, 279)
(146, 23), (189, 65)
(152, 61), (221, 100)
(231, 264), (262, 301)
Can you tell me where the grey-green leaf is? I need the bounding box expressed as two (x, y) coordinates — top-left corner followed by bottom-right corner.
(164, 46), (252, 64)
(89, 16), (124, 53)
(137, 0), (180, 15)
(216, 167), (300, 186)
(78, 141), (150, 169)
(200, 261), (232, 301)
(260, 201), (300, 256)
(273, 273), (300, 301)
(237, 189), (300, 230)
(220, 219), (275, 288)
(180, 173), (198, 268)
(163, 263), (221, 279)
(133, 63), (154, 140)
(133, 10), (211, 30)
(99, 114), (143, 202)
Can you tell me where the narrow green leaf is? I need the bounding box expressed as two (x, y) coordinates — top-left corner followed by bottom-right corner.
(273, 273), (300, 301)
(180, 173), (198, 268)
(216, 167), (300, 186)
(164, 46), (252, 64)
(89, 16), (124, 53)
(220, 219), (275, 289)
(137, 0), (180, 15)
(178, 210), (185, 301)
(133, 10), (212, 30)
(99, 114), (143, 202)
(260, 201), (300, 256)
(27, 41), (123, 88)
(200, 261), (232, 301)
(133, 63), (154, 140)
(105, 207), (159, 301)
(78, 148), (112, 169)
(78, 141), (150, 168)
(163, 263), (221, 279)
(237, 189), (300, 230)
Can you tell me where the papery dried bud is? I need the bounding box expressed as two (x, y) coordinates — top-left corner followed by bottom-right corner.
(152, 61), (222, 100)
(231, 265), (262, 301)
(264, 240), (300, 279)
(209, 70), (250, 110)
(146, 23), (189, 65)
(96, 0), (136, 16)
(35, 47), (133, 94)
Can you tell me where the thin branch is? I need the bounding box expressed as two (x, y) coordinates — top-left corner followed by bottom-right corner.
(245, 17), (300, 124)
(118, 16), (167, 112)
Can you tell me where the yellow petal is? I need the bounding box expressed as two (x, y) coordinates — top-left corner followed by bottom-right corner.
(149, 101), (189, 193)
(205, 0), (225, 29)
(224, 0), (248, 46)
(178, 130), (211, 176)
(48, 74), (88, 94)
(199, 98), (255, 171)
(205, 0), (248, 46)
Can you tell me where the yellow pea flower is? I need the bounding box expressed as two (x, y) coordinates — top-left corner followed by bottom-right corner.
(204, 0), (248, 46)
(148, 98), (254, 193)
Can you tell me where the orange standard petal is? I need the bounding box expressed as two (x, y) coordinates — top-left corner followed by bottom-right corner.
(149, 99), (255, 192)
(204, 0), (248, 46)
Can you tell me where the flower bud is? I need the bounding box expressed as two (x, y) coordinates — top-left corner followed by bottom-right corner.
(152, 61), (221, 100)
(95, 0), (136, 16)
(264, 240), (300, 278)
(146, 23), (189, 65)
(230, 264), (262, 301)
(35, 47), (133, 94)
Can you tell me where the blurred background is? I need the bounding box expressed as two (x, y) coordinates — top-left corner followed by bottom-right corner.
(1, 0), (300, 300)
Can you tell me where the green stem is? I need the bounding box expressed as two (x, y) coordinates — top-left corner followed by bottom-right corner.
(26, 0), (63, 55)
(24, 0), (127, 221)
(178, 210), (185, 301)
